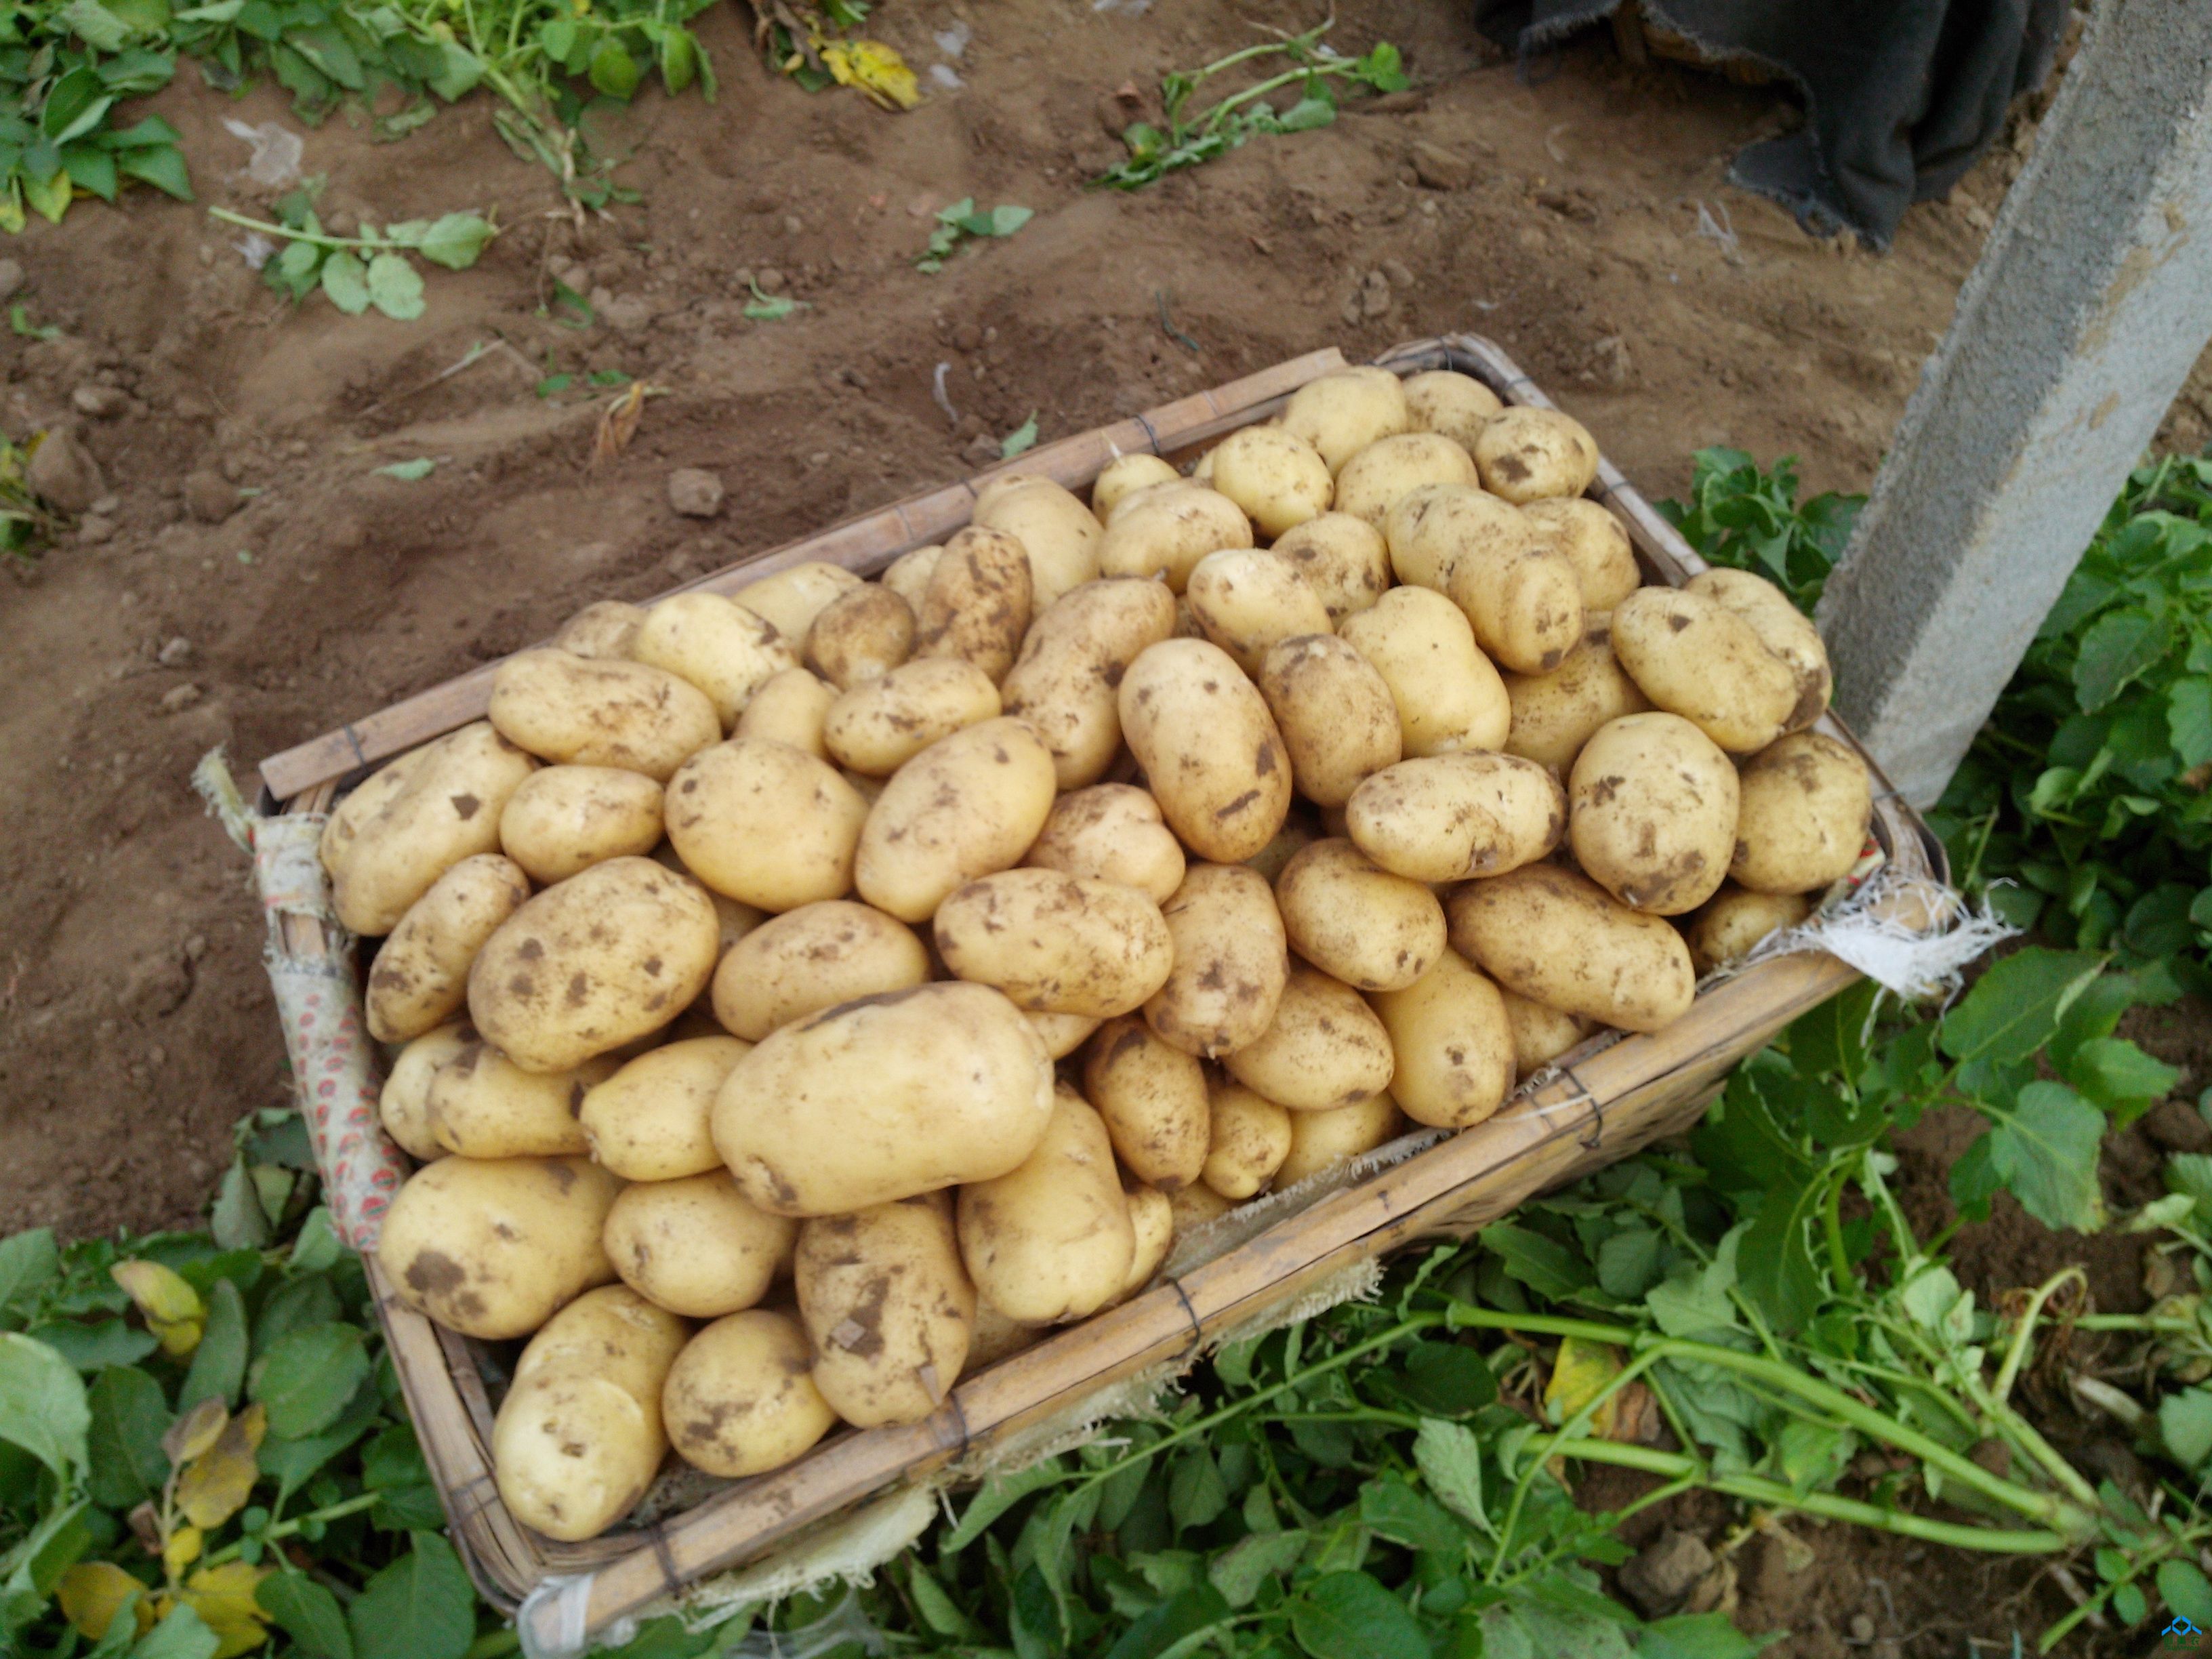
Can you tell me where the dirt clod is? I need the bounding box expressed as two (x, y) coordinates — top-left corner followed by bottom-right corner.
(26, 427), (105, 515)
(1618, 1530), (1714, 1617)
(1410, 140), (1473, 190)
(2138, 1097), (2211, 1153)
(160, 684), (203, 712)
(71, 384), (129, 419)
(157, 637), (193, 667)
(183, 472), (239, 524)
(666, 468), (726, 518)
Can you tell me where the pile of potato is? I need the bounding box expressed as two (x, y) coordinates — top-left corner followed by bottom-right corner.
(329, 367), (1874, 1543)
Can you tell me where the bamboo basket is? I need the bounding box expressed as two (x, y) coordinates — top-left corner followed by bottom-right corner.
(255, 335), (1944, 1648)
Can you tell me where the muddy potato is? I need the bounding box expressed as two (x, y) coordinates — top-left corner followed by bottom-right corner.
(1118, 640), (1292, 863)
(1184, 550), (1334, 677)
(1120, 1186), (1174, 1298)
(1275, 838), (1444, 991)
(1029, 1010), (1101, 1058)
(712, 900), (930, 1040)
(1026, 785), (1185, 903)
(552, 600), (648, 661)
(1447, 866), (1696, 1033)
(916, 525), (1034, 684)
(1144, 863), (1290, 1058)
(729, 561), (863, 642)
(824, 656), (1002, 777)
(1282, 367), (1412, 474)
(1686, 568), (1832, 733)
(632, 594), (800, 731)
(1732, 731), (1872, 894)
(957, 1086), (1134, 1324)
(1209, 425), (1334, 537)
(881, 544), (943, 610)
(973, 477), (1104, 606)
(1168, 1177), (1237, 1234)
(1500, 989), (1592, 1080)
(1570, 713), (1738, 914)
(1523, 499), (1640, 610)
(1223, 964), (1396, 1111)
(1346, 753), (1565, 883)
(1336, 587), (1512, 757)
(800, 589), (911, 694)
(1401, 369), (1504, 450)
(1001, 579), (1179, 789)
(490, 651), (719, 783)
(321, 747), (426, 882)
(1270, 512), (1393, 622)
(499, 766), (663, 885)
(935, 869), (1173, 1018)
(1245, 806), (1322, 885)
(579, 1036), (751, 1181)
(425, 1041), (613, 1158)
(1107, 477), (1204, 527)
(715, 981), (1054, 1214)
(1275, 1090), (1404, 1188)
(1369, 949), (1515, 1128)
(1092, 453), (1181, 520)
(1084, 1016), (1210, 1189)
(380, 1155), (619, 1338)
(1097, 487), (1253, 591)
(331, 724), (538, 935)
(1382, 483), (1528, 594)
(735, 667), (836, 760)
(796, 1193), (975, 1427)
(1446, 537), (1585, 676)
(1473, 406), (1601, 504)
(663, 1310), (836, 1477)
(664, 738), (869, 912)
(1611, 586), (1798, 754)
(1332, 432), (1480, 530)
(1686, 884), (1811, 973)
(1202, 1078), (1292, 1200)
(854, 717), (1057, 922)
(379, 1022), (472, 1161)
(367, 855), (531, 1042)
(1257, 635), (1402, 808)
(605, 1170), (794, 1317)
(1502, 619), (1652, 771)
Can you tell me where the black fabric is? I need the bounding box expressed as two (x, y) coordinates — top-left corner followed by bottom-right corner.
(1471, 0), (2069, 248)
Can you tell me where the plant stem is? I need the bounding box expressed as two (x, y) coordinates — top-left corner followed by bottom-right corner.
(207, 207), (394, 251)
(199, 1492), (382, 1570)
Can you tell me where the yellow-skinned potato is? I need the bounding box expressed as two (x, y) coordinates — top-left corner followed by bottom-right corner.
(1446, 537), (1586, 676)
(1202, 1078), (1292, 1199)
(468, 856), (720, 1071)
(663, 1310), (836, 1477)
(425, 1041), (613, 1158)
(1275, 838), (1445, 992)
(854, 717), (1057, 923)
(493, 1286), (686, 1542)
(1473, 406), (1601, 504)
(736, 667), (836, 760)
(1223, 964), (1395, 1111)
(664, 737), (869, 912)
(714, 981), (1054, 1214)
(957, 1086), (1134, 1324)
(1208, 426), (1334, 537)
(551, 599), (648, 661)
(1246, 806), (1322, 885)
(1402, 369), (1504, 449)
(1346, 753), (1565, 883)
(803, 586), (915, 691)
(712, 900), (930, 1040)
(1502, 618), (1652, 772)
(1106, 477), (1204, 527)
(1275, 1090), (1405, 1188)
(321, 746), (426, 881)
(1686, 884), (1811, 973)
(1447, 866), (1696, 1033)
(916, 525), (1033, 684)
(972, 478), (1104, 607)
(730, 561), (863, 642)
(1026, 784), (1186, 903)
(367, 854), (531, 1043)
(1185, 550), (1334, 678)
(1500, 988), (1592, 1079)
(1001, 579), (1179, 790)
(972, 471), (1046, 516)
(1686, 569), (1832, 733)
(651, 845), (766, 951)
(1383, 483), (1530, 594)
(1270, 512), (1393, 623)
(1097, 487), (1253, 591)
(1611, 586), (1799, 754)
(796, 1192), (975, 1427)
(880, 544), (943, 611)
(1118, 640), (1292, 863)
(1029, 1010), (1101, 1059)
(632, 594), (798, 731)
(1570, 713), (1738, 915)
(1333, 432), (1480, 530)
(1084, 1016), (1210, 1189)
(605, 1170), (795, 1317)
(1524, 499), (1641, 610)
(498, 766), (663, 886)
(1093, 453), (1181, 520)
(1120, 1185), (1174, 1298)
(380, 1022), (472, 1161)
(1336, 587), (1511, 757)
(1732, 731), (1873, 894)
(379, 1155), (619, 1338)
(331, 724), (538, 936)
(1144, 863), (1290, 1058)
(579, 1036), (751, 1181)
(490, 651), (719, 783)
(1282, 367), (1412, 474)
(1168, 1178), (1237, 1234)
(824, 656), (1002, 777)
(935, 869), (1173, 1018)
(1257, 634), (1402, 808)
(1369, 950), (1515, 1128)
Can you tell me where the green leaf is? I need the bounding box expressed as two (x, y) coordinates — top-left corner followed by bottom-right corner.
(987, 204), (1033, 237)
(2060, 1036), (2180, 1109)
(41, 67), (114, 144)
(375, 459), (436, 480)
(58, 0), (134, 52)
(0, 1231), (60, 1324)
(1000, 413), (1039, 459)
(0, 1332), (89, 1481)
(2159, 1559), (2212, 1630)
(289, 1210), (344, 1274)
(1291, 1572), (1428, 1659)
(588, 37), (641, 100)
(1634, 1612), (1773, 1659)
(133, 1603), (220, 1659)
(2073, 608), (2169, 712)
(365, 253), (426, 321)
(1166, 1449), (1227, 1532)
(2169, 677), (2212, 768)
(2161, 1387), (2212, 1468)
(1479, 1223), (1591, 1300)
(1988, 1081), (2108, 1233)
(944, 1461), (1066, 1554)
(427, 41), (483, 100)
(411, 212), (494, 271)
(320, 251), (371, 315)
(26, 1320), (157, 1372)
(261, 1375), (380, 1500)
(250, 1323), (369, 1439)
(2165, 1154), (2212, 1225)
(1206, 1528), (1306, 1609)
(1644, 1231), (1744, 1340)
(347, 1534), (474, 1659)
(657, 26), (697, 94)
(1400, 1341), (1494, 1414)
(209, 1158), (270, 1250)
(1099, 1584), (1230, 1659)
(63, 145), (119, 202)
(1414, 1418), (1489, 1534)
(1358, 1476), (1463, 1555)
(24, 169), (73, 225)
(1940, 949), (2106, 1067)
(258, 1572), (354, 1659)
(85, 1366), (169, 1509)
(178, 1279), (246, 1414)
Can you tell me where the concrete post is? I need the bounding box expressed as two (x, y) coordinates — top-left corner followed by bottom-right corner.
(1815, 0), (2212, 807)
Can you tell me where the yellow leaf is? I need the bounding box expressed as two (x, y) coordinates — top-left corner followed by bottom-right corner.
(163, 1523), (204, 1579)
(112, 1261), (206, 1357)
(819, 38), (919, 110)
(0, 183), (24, 237)
(23, 170), (73, 226)
(176, 1404), (266, 1530)
(1542, 1336), (1624, 1440)
(163, 1398), (230, 1468)
(182, 1561), (274, 1659)
(58, 1563), (154, 1642)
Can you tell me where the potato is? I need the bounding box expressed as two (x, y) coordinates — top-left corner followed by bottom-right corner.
(469, 856), (720, 1071)
(824, 656), (1002, 777)
(1381, 483), (1524, 594)
(551, 600), (648, 661)
(493, 1286), (686, 1542)
(1208, 426), (1333, 537)
(957, 1086), (1134, 1324)
(1256, 635), (1401, 809)
(1401, 369), (1504, 449)
(425, 1041), (612, 1158)
(1245, 807), (1322, 885)
(331, 724), (538, 935)
(379, 1155), (619, 1338)
(916, 525), (1033, 684)
(1093, 453), (1182, 520)
(1001, 579), (1179, 789)
(1446, 537), (1585, 676)
(1473, 406), (1600, 504)
(1337, 588), (1511, 757)
(1502, 618), (1652, 771)
(1144, 863), (1290, 1058)
(1029, 1010), (1101, 1059)
(1569, 713), (1738, 915)
(1685, 884), (1811, 973)
(379, 1022), (472, 1162)
(1686, 568), (1832, 732)
(498, 766), (663, 886)
(663, 1310), (837, 1477)
(1223, 964), (1395, 1111)
(1185, 550), (1334, 677)
(736, 667), (836, 760)
(490, 651), (719, 783)
(1523, 499), (1640, 610)
(803, 586), (914, 690)
(1500, 989), (1591, 1079)
(935, 869), (1173, 1018)
(579, 1036), (750, 1181)
(1084, 1016), (1209, 1189)
(1333, 432), (1480, 529)
(1275, 1090), (1405, 1188)
(1732, 731), (1872, 894)
(854, 717), (1057, 922)
(665, 737), (869, 912)
(1346, 753), (1565, 883)
(1369, 950), (1515, 1128)
(1120, 1185), (1174, 1297)
(1026, 785), (1185, 903)
(881, 544), (943, 610)
(605, 1170), (794, 1317)
(651, 845), (766, 950)
(1275, 838), (1445, 992)
(1282, 367), (1412, 474)
(1097, 487), (1253, 591)
(1270, 513), (1392, 623)
(1446, 866), (1696, 1033)
(1202, 1079), (1293, 1200)
(730, 561), (863, 642)
(321, 747), (426, 882)
(1118, 640), (1292, 862)
(973, 478), (1105, 606)
(367, 855), (531, 1042)
(1168, 1178), (1237, 1233)
(715, 981), (1054, 1214)
(1106, 477), (1203, 526)
(1610, 586), (1798, 754)
(632, 594), (800, 730)
(797, 1193), (975, 1427)
(712, 900), (929, 1040)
